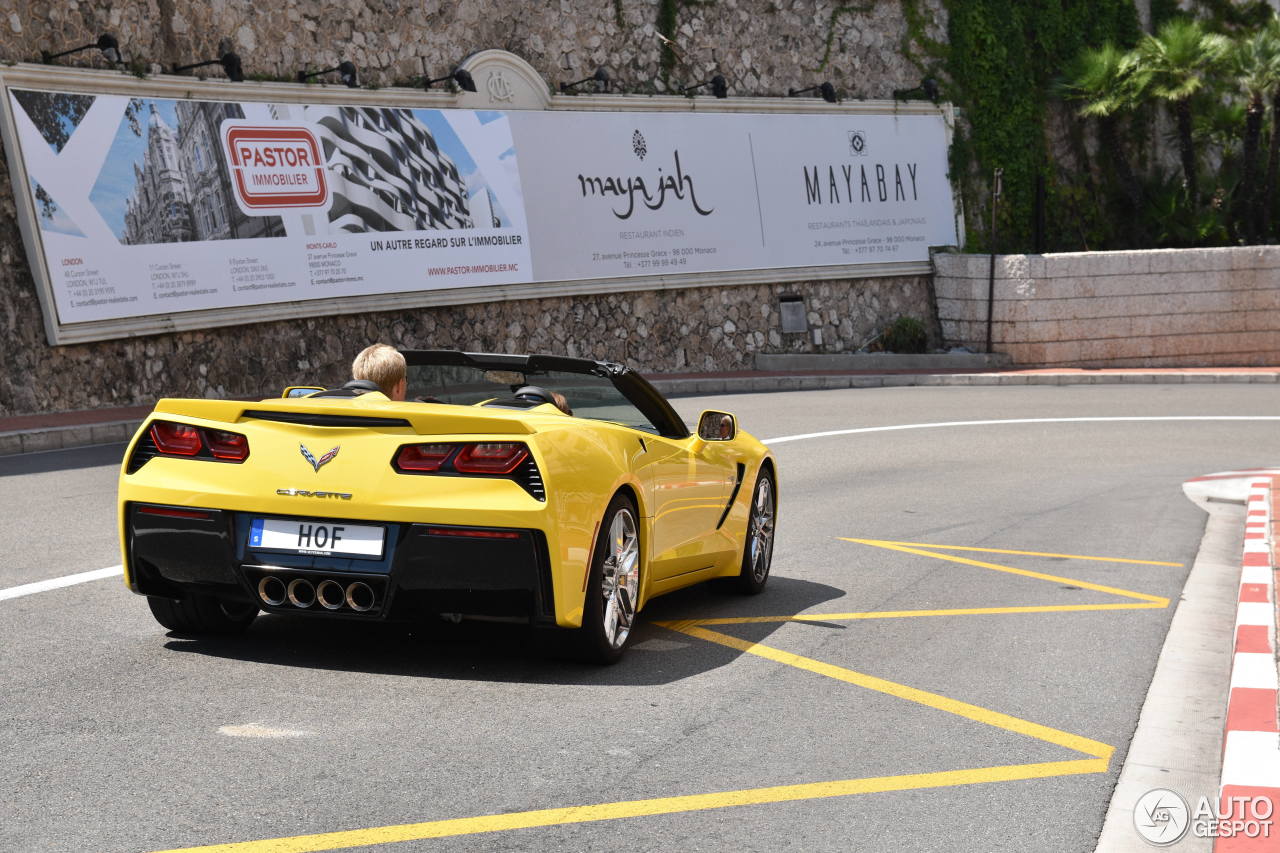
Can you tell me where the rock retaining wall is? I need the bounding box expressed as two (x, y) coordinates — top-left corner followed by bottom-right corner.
(3, 266), (935, 416)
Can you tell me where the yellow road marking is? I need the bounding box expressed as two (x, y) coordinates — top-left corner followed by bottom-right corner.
(841, 540), (1183, 567)
(679, 539), (1171, 626)
(678, 602), (1164, 626)
(841, 538), (1169, 606)
(663, 623), (1114, 760)
(150, 537), (1147, 852)
(151, 760), (1106, 853)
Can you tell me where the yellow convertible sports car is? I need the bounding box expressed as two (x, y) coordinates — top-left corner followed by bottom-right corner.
(118, 350), (777, 662)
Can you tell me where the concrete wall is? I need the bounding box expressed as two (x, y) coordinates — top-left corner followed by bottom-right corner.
(934, 248), (1280, 367)
(0, 1), (948, 417)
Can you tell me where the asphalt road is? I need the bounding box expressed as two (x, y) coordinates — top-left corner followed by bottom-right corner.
(3, 383), (1278, 852)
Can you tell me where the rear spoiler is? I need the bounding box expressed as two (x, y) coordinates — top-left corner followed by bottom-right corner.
(149, 397), (536, 436)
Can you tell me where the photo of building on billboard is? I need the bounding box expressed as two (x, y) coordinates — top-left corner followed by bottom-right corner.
(263, 105), (517, 233)
(107, 99), (515, 242)
(9, 90), (517, 246)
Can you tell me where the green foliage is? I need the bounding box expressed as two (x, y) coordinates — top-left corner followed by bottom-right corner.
(1141, 170), (1230, 246)
(880, 316), (928, 354)
(1131, 19), (1229, 104)
(1149, 0), (1182, 30)
(1062, 8), (1280, 246)
(925, 0), (1142, 252)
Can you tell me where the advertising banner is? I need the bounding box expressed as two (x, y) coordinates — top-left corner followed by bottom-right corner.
(508, 110), (956, 282)
(5, 85), (957, 335)
(10, 89), (531, 325)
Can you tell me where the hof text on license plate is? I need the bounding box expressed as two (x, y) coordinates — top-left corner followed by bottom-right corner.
(249, 517), (384, 557)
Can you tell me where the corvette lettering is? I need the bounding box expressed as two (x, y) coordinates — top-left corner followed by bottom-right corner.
(276, 488), (353, 500)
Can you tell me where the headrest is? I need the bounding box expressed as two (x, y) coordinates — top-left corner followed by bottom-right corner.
(308, 379), (384, 398)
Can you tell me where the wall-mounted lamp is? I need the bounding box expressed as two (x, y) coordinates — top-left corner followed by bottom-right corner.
(173, 52), (244, 82)
(423, 67), (477, 93)
(893, 77), (940, 103)
(297, 60), (358, 88)
(789, 82), (838, 104)
(560, 67), (610, 94)
(41, 33), (122, 65)
(682, 74), (727, 99)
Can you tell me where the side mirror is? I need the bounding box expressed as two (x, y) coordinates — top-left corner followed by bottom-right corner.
(282, 386), (325, 398)
(697, 410), (737, 441)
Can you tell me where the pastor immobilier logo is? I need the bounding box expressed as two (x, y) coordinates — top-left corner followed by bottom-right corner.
(220, 121), (330, 217)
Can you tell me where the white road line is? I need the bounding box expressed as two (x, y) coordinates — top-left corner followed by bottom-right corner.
(7, 415), (1279, 604)
(0, 565), (122, 602)
(762, 415), (1280, 445)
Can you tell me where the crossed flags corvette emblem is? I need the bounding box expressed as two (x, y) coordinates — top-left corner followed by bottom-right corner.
(300, 443), (340, 472)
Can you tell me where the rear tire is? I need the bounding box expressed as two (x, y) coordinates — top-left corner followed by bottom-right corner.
(147, 593), (258, 635)
(736, 469), (776, 595)
(570, 494), (641, 664)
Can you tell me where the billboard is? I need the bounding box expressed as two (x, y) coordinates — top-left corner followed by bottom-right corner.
(4, 82), (957, 341)
(508, 110), (957, 281)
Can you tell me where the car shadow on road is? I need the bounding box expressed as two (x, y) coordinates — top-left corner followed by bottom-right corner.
(161, 575), (845, 687)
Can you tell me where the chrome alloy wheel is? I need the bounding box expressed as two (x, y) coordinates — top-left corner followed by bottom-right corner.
(601, 507), (640, 649)
(748, 476), (775, 583)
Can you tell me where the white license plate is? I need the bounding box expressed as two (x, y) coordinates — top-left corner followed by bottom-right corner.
(249, 517), (385, 558)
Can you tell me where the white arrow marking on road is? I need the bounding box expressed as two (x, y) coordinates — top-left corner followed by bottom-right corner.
(0, 565), (122, 602)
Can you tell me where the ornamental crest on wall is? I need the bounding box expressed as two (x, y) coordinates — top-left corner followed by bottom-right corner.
(486, 70), (515, 103)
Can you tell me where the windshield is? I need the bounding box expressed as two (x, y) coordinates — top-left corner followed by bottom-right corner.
(406, 364), (669, 434)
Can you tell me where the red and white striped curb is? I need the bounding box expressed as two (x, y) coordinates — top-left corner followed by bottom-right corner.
(1215, 478), (1280, 852)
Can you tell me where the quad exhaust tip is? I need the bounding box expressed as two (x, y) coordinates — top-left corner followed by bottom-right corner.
(257, 576), (287, 607)
(287, 578), (316, 608)
(346, 582), (375, 612)
(316, 580), (345, 611)
(256, 574), (377, 613)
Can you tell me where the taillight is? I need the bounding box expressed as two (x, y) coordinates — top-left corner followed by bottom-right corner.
(205, 429), (249, 461)
(453, 442), (529, 474)
(395, 443), (452, 472)
(146, 420), (249, 462)
(150, 421), (201, 456)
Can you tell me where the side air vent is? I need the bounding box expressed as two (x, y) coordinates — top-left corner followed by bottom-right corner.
(242, 410), (412, 428)
(126, 428), (159, 474)
(514, 455), (546, 501)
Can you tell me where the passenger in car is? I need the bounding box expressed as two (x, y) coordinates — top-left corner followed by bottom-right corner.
(550, 390), (573, 416)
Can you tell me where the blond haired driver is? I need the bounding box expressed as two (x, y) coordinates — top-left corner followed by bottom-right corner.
(351, 343), (407, 401)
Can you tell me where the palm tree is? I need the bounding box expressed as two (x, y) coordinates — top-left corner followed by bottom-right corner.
(1228, 28), (1280, 242)
(1067, 43), (1145, 230)
(1262, 18), (1280, 239)
(1130, 19), (1231, 204)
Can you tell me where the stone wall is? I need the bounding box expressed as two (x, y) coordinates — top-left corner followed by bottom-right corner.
(934, 248), (1280, 367)
(0, 1), (945, 96)
(0, 1), (947, 417)
(3, 274), (934, 416)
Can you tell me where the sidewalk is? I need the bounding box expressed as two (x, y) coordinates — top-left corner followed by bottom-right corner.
(1, 366), (1278, 457)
